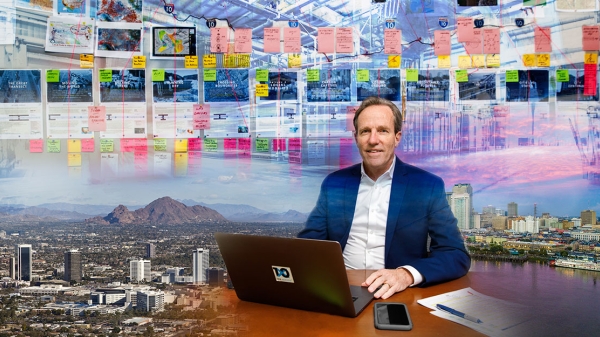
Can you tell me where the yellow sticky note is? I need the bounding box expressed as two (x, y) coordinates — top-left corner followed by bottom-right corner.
(238, 54), (251, 68)
(224, 54), (236, 68)
(80, 54), (94, 68)
(585, 52), (598, 65)
(388, 55), (401, 68)
(458, 55), (472, 69)
(68, 139), (81, 153)
(174, 153), (188, 177)
(175, 139), (188, 153)
(185, 56), (199, 68)
(288, 54), (302, 68)
(437, 55), (451, 68)
(473, 55), (486, 68)
(154, 138), (167, 152)
(256, 83), (269, 97)
(523, 54), (536, 67)
(203, 54), (217, 68)
(486, 54), (501, 68)
(68, 153), (82, 167)
(536, 54), (550, 67)
(132, 55), (146, 69)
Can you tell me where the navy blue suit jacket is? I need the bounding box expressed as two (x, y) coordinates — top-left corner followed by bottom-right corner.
(298, 157), (470, 286)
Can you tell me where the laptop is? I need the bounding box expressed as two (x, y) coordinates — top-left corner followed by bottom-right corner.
(214, 233), (374, 318)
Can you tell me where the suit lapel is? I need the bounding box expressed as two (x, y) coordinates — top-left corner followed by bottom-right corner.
(343, 165), (362, 242)
(385, 158), (408, 259)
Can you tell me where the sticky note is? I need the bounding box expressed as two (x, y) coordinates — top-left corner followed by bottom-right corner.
(80, 54), (94, 68)
(81, 139), (94, 152)
(185, 56), (198, 68)
(47, 70), (60, 83)
(288, 54), (301, 68)
(152, 69), (165, 82)
(47, 139), (61, 153)
(438, 55), (451, 68)
(132, 55), (146, 68)
(536, 54), (550, 67)
(406, 69), (418, 82)
(68, 139), (81, 153)
(237, 54), (251, 68)
(556, 69), (569, 82)
(154, 138), (167, 152)
(585, 52), (598, 65)
(473, 55), (486, 68)
(434, 30), (451, 56)
(256, 69), (269, 82)
(99, 69), (113, 82)
(307, 69), (320, 82)
(455, 70), (468, 82)
(203, 54), (217, 68)
(100, 139), (114, 152)
(68, 153), (82, 167)
(486, 54), (500, 67)
(506, 70), (519, 82)
(256, 138), (269, 152)
(204, 138), (218, 152)
(357, 69), (369, 82)
(458, 55), (472, 69)
(256, 84), (269, 97)
(523, 54), (535, 67)
(204, 69), (217, 81)
(175, 139), (188, 153)
(30, 140), (44, 153)
(388, 55), (401, 68)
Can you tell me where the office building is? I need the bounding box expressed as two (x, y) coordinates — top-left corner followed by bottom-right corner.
(450, 183), (473, 230)
(193, 248), (209, 284)
(9, 257), (16, 280)
(64, 250), (82, 283)
(581, 210), (597, 226)
(136, 290), (165, 312)
(130, 259), (151, 282)
(508, 202), (518, 217)
(90, 288), (127, 306)
(16, 244), (32, 281)
(492, 216), (508, 231)
(208, 267), (225, 287)
(145, 243), (155, 259)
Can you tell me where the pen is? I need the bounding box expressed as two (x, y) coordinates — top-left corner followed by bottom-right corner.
(436, 304), (483, 324)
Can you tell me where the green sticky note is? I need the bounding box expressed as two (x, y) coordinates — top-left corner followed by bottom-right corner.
(100, 139), (114, 153)
(506, 70), (519, 83)
(307, 69), (320, 82)
(47, 70), (60, 83)
(47, 140), (61, 153)
(256, 138), (269, 152)
(154, 138), (167, 152)
(152, 69), (165, 82)
(357, 69), (370, 82)
(455, 70), (468, 83)
(406, 69), (418, 82)
(556, 69), (569, 82)
(204, 69), (217, 82)
(256, 69), (269, 82)
(99, 69), (113, 82)
(204, 138), (218, 152)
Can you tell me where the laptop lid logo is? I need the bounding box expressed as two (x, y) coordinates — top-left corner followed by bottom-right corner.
(272, 266), (295, 283)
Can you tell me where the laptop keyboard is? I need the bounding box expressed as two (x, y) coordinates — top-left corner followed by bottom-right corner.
(352, 296), (358, 302)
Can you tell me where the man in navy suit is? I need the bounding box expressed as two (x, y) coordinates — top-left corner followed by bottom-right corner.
(298, 96), (470, 299)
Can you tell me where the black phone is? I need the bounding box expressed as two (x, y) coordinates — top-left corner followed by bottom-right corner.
(374, 302), (413, 330)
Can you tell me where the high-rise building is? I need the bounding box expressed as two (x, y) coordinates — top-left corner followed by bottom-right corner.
(16, 244), (32, 281)
(136, 290), (165, 312)
(130, 259), (151, 282)
(9, 257), (16, 280)
(145, 243), (155, 259)
(508, 202), (518, 217)
(581, 210), (597, 226)
(64, 249), (82, 283)
(208, 267), (225, 287)
(193, 248), (209, 284)
(450, 183), (473, 230)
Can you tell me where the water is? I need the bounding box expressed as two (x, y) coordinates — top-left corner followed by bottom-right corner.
(468, 260), (600, 336)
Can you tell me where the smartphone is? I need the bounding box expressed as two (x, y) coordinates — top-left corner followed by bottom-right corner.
(374, 302), (413, 330)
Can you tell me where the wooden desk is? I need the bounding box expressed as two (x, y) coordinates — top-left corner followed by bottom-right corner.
(230, 270), (485, 336)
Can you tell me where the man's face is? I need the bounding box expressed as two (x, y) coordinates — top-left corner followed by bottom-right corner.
(354, 104), (401, 180)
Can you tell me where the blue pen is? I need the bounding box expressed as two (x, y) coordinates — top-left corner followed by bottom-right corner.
(436, 304), (483, 324)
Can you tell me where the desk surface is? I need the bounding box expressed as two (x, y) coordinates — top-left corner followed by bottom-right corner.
(230, 270), (485, 337)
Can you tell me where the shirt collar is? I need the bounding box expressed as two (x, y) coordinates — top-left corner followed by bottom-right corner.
(360, 157), (396, 182)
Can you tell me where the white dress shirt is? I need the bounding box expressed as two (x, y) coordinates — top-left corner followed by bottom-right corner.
(343, 159), (423, 286)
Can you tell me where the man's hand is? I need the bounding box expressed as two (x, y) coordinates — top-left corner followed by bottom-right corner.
(361, 268), (414, 299)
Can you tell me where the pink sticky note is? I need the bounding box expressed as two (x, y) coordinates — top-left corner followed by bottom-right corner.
(238, 138), (250, 151)
(457, 17), (475, 43)
(483, 28), (500, 54)
(88, 106), (106, 132)
(121, 139), (135, 152)
(188, 151), (202, 173)
(210, 28), (229, 53)
(188, 138), (202, 151)
(434, 30), (451, 56)
(234, 28), (252, 53)
(272, 138), (286, 151)
(193, 104), (210, 130)
(284, 27), (301, 53)
(584, 63), (597, 96)
(224, 138), (237, 151)
(288, 151), (301, 164)
(317, 28), (335, 53)
(534, 27), (552, 53)
(339, 138), (355, 169)
(336, 28), (354, 54)
(134, 151), (148, 173)
(464, 29), (483, 55)
(134, 139), (147, 152)
(30, 139), (44, 153)
(384, 29), (402, 54)
(264, 27), (281, 53)
(81, 139), (95, 152)
(346, 106), (358, 131)
(582, 26), (600, 51)
(288, 138), (302, 151)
